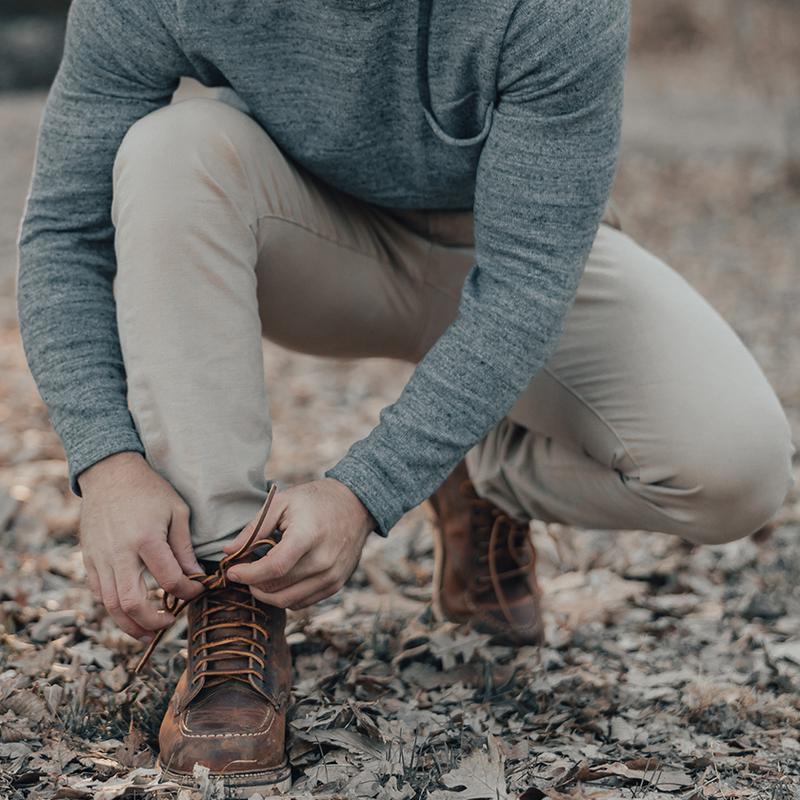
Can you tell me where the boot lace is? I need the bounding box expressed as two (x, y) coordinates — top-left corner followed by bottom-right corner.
(462, 481), (535, 625)
(134, 484), (280, 682)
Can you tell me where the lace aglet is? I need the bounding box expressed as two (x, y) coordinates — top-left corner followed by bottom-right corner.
(134, 630), (164, 674)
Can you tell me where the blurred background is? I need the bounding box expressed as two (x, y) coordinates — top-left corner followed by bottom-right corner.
(1, 3), (799, 798)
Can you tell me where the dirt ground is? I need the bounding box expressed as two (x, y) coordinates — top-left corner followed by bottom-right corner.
(1, 2), (799, 798)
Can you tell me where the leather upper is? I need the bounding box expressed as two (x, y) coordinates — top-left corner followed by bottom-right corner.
(430, 460), (544, 645)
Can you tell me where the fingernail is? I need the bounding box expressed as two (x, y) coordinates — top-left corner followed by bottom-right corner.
(227, 569), (241, 582)
(140, 634), (153, 644)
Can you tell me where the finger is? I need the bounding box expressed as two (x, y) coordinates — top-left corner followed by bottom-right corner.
(97, 564), (150, 640)
(223, 491), (286, 554)
(84, 557), (102, 602)
(114, 555), (176, 632)
(167, 503), (203, 575)
(227, 533), (312, 586)
(140, 538), (204, 601)
(291, 582), (343, 610)
(251, 571), (339, 610)
(250, 551), (326, 594)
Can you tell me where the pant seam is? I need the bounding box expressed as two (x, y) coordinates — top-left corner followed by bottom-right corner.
(254, 211), (392, 266)
(539, 365), (645, 476)
(255, 210), (438, 361)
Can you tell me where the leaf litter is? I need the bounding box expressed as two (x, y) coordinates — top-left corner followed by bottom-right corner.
(3, 4), (800, 791)
(2, 318), (800, 799)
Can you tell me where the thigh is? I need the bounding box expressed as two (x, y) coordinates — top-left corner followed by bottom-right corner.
(509, 224), (789, 488)
(240, 131), (434, 361)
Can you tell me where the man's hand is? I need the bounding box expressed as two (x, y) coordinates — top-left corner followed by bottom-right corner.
(78, 452), (204, 641)
(223, 478), (374, 610)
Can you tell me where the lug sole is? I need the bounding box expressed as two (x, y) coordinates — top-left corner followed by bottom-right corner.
(158, 758), (292, 797)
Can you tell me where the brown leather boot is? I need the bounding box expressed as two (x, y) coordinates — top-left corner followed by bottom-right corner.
(135, 486), (292, 797)
(156, 580), (291, 796)
(429, 459), (544, 645)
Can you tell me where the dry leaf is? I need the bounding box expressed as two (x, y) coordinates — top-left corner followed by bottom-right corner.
(429, 735), (507, 799)
(1, 689), (49, 724)
(293, 727), (386, 760)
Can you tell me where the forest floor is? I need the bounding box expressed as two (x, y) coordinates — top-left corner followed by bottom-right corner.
(1, 2), (800, 798)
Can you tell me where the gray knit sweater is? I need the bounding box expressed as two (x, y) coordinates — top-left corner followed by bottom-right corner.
(17, 0), (629, 536)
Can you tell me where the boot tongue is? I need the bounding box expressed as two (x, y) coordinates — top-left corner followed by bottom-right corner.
(189, 562), (268, 699)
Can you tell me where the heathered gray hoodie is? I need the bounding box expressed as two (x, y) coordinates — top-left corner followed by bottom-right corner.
(17, 0), (630, 535)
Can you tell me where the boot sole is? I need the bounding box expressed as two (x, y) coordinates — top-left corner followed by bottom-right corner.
(158, 758), (292, 797)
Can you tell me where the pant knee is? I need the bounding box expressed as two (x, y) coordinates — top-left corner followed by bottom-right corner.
(111, 98), (266, 226)
(683, 415), (794, 545)
(110, 98), (270, 313)
(114, 97), (252, 170)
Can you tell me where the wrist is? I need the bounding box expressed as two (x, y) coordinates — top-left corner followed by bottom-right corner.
(324, 477), (377, 533)
(77, 451), (146, 494)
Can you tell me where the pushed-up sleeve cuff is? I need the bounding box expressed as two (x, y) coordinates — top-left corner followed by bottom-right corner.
(65, 423), (146, 497)
(325, 455), (400, 537)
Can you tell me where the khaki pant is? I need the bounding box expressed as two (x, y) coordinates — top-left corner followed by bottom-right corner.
(111, 97), (794, 560)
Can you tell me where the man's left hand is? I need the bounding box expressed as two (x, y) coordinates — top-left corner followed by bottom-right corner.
(223, 478), (374, 609)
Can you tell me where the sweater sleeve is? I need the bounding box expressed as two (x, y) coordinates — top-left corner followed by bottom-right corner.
(16, 0), (192, 493)
(327, 0), (630, 535)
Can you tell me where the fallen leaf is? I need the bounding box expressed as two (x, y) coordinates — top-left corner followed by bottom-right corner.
(429, 735), (507, 799)
(0, 690), (49, 724)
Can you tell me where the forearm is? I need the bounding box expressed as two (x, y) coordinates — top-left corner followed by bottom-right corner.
(16, 0), (190, 492)
(328, 0), (630, 534)
(17, 215), (146, 492)
(326, 263), (589, 535)
(76, 451), (146, 495)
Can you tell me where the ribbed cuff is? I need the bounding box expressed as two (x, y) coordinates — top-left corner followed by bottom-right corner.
(325, 455), (402, 537)
(65, 426), (146, 497)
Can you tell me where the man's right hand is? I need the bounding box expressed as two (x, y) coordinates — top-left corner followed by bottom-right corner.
(77, 452), (204, 641)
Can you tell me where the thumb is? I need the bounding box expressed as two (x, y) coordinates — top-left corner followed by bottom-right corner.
(223, 490), (285, 554)
(168, 504), (203, 575)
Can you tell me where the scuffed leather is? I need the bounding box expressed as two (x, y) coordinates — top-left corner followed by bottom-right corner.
(159, 595), (291, 776)
(430, 459), (544, 646)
